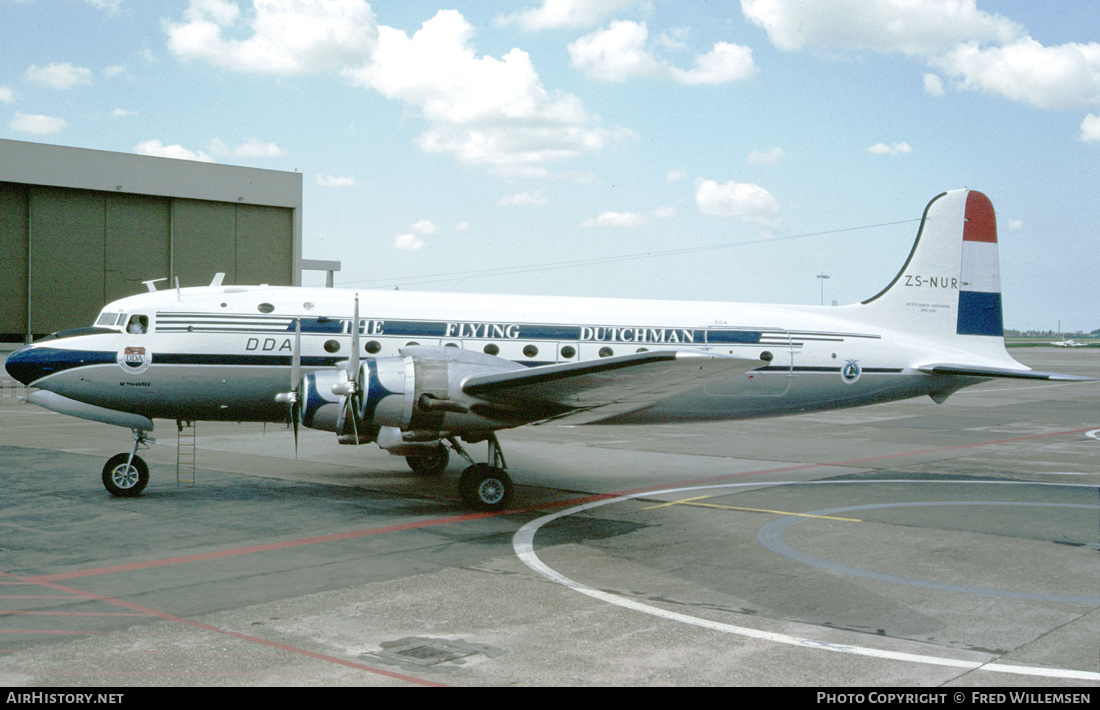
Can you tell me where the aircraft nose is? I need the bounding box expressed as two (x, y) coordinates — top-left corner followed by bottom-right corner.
(4, 344), (51, 386)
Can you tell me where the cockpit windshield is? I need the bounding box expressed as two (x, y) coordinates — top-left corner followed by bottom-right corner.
(95, 312), (126, 328)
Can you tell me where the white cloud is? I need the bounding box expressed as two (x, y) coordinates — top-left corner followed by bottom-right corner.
(113, 108), (136, 117)
(345, 10), (625, 170)
(166, 0), (379, 75)
(666, 167), (687, 183)
(390, 220), (436, 251)
(25, 62), (93, 89)
(393, 233), (425, 251)
(582, 206), (674, 228)
(934, 38), (1100, 111)
(455, 221), (470, 232)
(668, 42), (757, 85)
(740, 1), (1100, 116)
(695, 179), (779, 226)
(740, 0), (1020, 56)
(207, 137), (286, 158)
(748, 146), (784, 165)
(166, 5), (625, 171)
(922, 73), (944, 96)
(0, 86), (14, 104)
(1082, 114), (1100, 143)
(583, 211), (648, 228)
(134, 139), (215, 162)
(410, 219), (438, 235)
(568, 20), (664, 81)
(496, 0), (639, 31)
(10, 112), (67, 134)
(569, 21), (756, 84)
(866, 142), (912, 155)
(499, 190), (548, 207)
(317, 174), (356, 187)
(1006, 219), (1024, 231)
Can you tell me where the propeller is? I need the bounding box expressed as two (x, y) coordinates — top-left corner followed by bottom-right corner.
(275, 316), (303, 456)
(332, 295), (363, 446)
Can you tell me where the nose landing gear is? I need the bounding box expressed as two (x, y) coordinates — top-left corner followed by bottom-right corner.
(102, 429), (153, 497)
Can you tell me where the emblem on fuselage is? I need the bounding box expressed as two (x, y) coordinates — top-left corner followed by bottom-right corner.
(841, 359), (862, 384)
(118, 345), (152, 375)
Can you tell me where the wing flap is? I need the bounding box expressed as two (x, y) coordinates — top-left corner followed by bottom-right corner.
(462, 350), (764, 424)
(918, 363), (1093, 382)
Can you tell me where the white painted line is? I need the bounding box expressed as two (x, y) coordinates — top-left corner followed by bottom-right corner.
(513, 481), (1100, 682)
(1085, 429), (1100, 441)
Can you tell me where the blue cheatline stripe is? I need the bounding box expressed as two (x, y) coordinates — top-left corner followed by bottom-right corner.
(956, 291), (1003, 336)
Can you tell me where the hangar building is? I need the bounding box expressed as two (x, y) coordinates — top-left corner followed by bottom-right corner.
(1, 139), (305, 343)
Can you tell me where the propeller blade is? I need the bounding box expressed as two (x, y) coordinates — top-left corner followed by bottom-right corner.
(347, 295), (362, 450)
(292, 405), (300, 456)
(291, 317), (301, 390)
(349, 294), (360, 378)
(290, 317), (302, 458)
(274, 317), (308, 458)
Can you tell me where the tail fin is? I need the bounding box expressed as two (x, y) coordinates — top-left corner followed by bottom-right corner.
(861, 189), (1002, 338)
(861, 189), (1090, 382)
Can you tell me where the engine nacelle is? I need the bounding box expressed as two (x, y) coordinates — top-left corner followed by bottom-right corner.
(298, 346), (525, 444)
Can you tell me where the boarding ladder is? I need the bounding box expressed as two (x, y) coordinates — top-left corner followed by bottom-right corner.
(176, 420), (196, 486)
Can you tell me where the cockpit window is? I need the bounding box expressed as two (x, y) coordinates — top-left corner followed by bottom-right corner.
(96, 312), (125, 327)
(126, 315), (148, 334)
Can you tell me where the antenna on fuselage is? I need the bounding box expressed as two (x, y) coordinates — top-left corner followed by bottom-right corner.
(142, 278), (167, 293)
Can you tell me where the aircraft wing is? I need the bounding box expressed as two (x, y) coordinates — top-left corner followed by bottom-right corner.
(917, 363), (1094, 382)
(462, 350), (764, 424)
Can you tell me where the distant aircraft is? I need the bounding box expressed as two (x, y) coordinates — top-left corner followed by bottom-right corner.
(6, 189), (1090, 510)
(1050, 337), (1087, 348)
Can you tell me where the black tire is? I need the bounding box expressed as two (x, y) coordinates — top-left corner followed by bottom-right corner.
(458, 464), (513, 511)
(102, 454), (149, 497)
(406, 445), (449, 475)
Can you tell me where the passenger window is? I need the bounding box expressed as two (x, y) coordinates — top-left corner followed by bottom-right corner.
(126, 315), (148, 335)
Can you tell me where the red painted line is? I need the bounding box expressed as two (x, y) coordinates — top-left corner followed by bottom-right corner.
(2, 424), (1092, 685)
(25, 425), (1100, 585)
(595, 425), (1100, 499)
(3, 570), (448, 687)
(30, 510), (498, 583)
(0, 629), (103, 636)
(1, 611), (146, 617)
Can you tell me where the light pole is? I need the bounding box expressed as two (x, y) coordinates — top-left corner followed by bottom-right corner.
(817, 273), (830, 306)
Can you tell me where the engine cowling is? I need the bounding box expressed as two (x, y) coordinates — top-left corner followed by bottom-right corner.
(298, 346), (526, 445)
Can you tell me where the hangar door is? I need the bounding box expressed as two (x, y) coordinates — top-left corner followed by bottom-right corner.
(0, 182), (294, 339)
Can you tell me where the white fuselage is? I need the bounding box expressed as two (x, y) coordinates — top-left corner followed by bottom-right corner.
(11, 284), (991, 427)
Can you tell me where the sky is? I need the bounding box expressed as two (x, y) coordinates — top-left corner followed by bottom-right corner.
(2, 0), (1098, 332)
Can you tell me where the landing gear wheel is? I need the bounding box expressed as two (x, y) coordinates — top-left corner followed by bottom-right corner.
(458, 464), (513, 511)
(406, 445), (449, 475)
(102, 454), (149, 497)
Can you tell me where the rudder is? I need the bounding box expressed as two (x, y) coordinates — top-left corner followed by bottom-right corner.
(860, 189), (1003, 339)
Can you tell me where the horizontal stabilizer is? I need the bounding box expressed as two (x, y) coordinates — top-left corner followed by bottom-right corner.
(463, 350), (764, 423)
(918, 364), (1093, 382)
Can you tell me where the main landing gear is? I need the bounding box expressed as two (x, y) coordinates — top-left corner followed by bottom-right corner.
(102, 428), (153, 497)
(406, 433), (514, 512)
